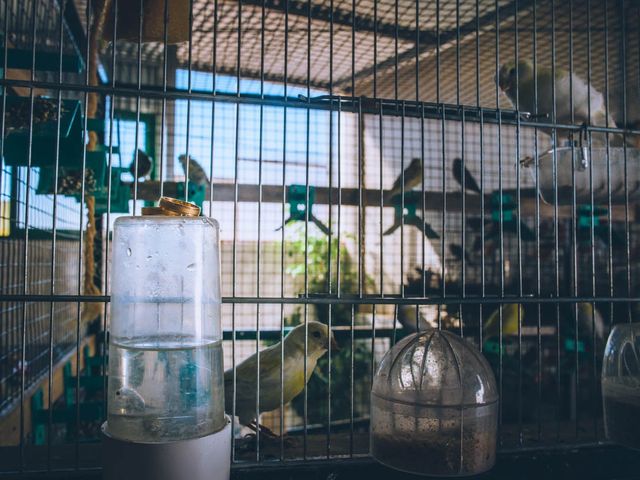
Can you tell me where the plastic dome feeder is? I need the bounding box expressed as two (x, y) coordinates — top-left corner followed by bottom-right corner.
(602, 322), (640, 450)
(370, 329), (498, 476)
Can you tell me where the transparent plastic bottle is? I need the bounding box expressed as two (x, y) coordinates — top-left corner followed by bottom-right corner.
(602, 322), (640, 450)
(370, 329), (498, 476)
(107, 215), (225, 443)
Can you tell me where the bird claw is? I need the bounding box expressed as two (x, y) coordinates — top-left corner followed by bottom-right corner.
(240, 431), (296, 448)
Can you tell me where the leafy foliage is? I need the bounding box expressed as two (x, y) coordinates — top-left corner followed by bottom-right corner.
(284, 226), (373, 424)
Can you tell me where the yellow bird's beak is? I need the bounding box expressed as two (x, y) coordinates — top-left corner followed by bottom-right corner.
(330, 335), (340, 352)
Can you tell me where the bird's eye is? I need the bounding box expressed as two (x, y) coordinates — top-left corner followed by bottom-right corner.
(312, 331), (321, 339)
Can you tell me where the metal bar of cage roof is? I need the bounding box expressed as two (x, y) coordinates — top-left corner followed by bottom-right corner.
(236, 0), (438, 43)
(335, 0), (536, 88)
(4, 77), (640, 136)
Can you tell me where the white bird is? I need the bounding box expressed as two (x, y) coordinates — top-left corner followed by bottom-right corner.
(498, 59), (621, 146)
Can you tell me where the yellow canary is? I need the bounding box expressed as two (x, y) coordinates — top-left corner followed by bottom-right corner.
(575, 302), (606, 343)
(224, 321), (338, 431)
(483, 303), (525, 341)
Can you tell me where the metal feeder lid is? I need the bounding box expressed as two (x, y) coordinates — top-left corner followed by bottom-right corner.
(372, 329), (498, 407)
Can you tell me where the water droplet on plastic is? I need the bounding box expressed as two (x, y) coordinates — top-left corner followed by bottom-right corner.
(127, 248), (132, 256)
(186, 263), (196, 271)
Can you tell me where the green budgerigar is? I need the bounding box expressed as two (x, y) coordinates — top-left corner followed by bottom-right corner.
(224, 321), (338, 437)
(498, 59), (621, 146)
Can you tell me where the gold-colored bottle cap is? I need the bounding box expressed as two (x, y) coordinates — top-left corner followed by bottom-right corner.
(159, 197), (201, 216)
(141, 206), (180, 216)
(141, 197), (201, 217)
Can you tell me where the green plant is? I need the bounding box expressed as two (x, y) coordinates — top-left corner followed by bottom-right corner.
(284, 225), (374, 424)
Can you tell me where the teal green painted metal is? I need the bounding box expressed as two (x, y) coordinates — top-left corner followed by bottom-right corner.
(2, 97), (83, 168)
(93, 167), (131, 215)
(64, 374), (106, 392)
(577, 205), (606, 228)
(30, 389), (47, 446)
(34, 150), (108, 196)
(564, 338), (586, 353)
(491, 191), (515, 222)
(30, 402), (105, 425)
(63, 362), (75, 406)
(29, 349), (107, 445)
(84, 355), (108, 370)
(0, 49), (83, 73)
(287, 184), (316, 221)
(391, 197), (417, 219)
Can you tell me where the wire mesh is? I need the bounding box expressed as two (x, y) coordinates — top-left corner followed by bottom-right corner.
(0, 0), (639, 475)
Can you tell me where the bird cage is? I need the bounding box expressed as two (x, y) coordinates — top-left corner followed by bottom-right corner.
(2, 0), (640, 477)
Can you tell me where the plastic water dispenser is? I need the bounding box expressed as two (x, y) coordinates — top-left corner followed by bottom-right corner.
(102, 197), (231, 480)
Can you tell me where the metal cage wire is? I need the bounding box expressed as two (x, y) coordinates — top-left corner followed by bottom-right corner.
(0, 0), (639, 474)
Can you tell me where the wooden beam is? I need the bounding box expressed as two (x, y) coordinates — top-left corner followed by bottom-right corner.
(129, 182), (636, 222)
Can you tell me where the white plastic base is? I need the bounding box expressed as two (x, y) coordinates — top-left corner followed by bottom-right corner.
(102, 416), (231, 480)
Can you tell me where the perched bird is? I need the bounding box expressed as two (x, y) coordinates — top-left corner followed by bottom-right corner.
(483, 303), (525, 341)
(129, 149), (153, 180)
(224, 321), (338, 437)
(452, 158), (481, 194)
(498, 59), (620, 146)
(388, 157), (423, 199)
(178, 154), (210, 186)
